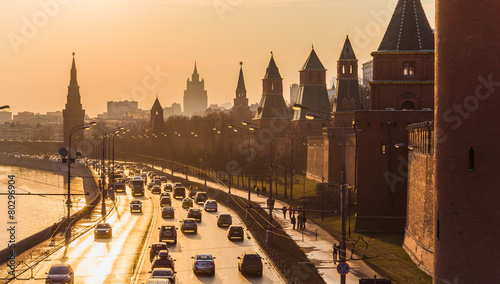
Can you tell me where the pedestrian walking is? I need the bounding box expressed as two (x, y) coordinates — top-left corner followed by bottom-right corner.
(255, 185), (260, 196)
(297, 214), (303, 230)
(333, 243), (339, 264)
(291, 215), (296, 230)
(288, 206), (293, 219)
(282, 206), (287, 219)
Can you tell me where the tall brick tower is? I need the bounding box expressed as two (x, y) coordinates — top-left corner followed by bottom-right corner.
(232, 62), (251, 122)
(434, 2), (500, 283)
(62, 53), (85, 148)
(370, 0), (435, 111)
(292, 46), (331, 125)
(253, 53), (289, 128)
(335, 36), (361, 112)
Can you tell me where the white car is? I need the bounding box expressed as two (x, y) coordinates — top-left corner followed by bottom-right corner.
(204, 200), (218, 212)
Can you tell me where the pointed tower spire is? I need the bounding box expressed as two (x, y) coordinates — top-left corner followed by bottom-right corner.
(234, 61), (248, 109)
(339, 35), (357, 60)
(301, 47), (326, 70)
(378, 0), (434, 51)
(191, 61), (199, 82)
(63, 53), (85, 147)
(68, 52), (80, 96)
(264, 53), (281, 79)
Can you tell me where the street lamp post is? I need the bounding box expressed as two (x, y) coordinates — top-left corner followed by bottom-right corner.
(229, 124), (252, 217)
(294, 103), (347, 284)
(191, 131), (207, 191)
(66, 121), (96, 241)
(243, 121), (274, 224)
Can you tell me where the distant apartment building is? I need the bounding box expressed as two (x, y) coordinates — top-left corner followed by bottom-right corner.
(164, 103), (182, 118)
(0, 112), (12, 124)
(183, 62), (208, 116)
(13, 111), (63, 127)
(289, 83), (299, 105)
(362, 60), (373, 86)
(107, 100), (139, 119)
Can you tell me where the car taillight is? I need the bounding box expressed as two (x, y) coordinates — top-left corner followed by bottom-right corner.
(150, 249), (153, 253)
(194, 262), (199, 265)
(211, 262), (214, 265)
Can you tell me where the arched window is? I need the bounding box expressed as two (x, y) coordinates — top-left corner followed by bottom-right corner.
(342, 65), (346, 74)
(350, 98), (356, 109)
(401, 101), (416, 110)
(350, 65), (353, 74)
(381, 141), (387, 155)
(342, 98), (348, 109)
(271, 83), (274, 90)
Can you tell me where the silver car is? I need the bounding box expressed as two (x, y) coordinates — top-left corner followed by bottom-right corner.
(204, 200), (218, 212)
(45, 264), (74, 284)
(192, 254), (216, 274)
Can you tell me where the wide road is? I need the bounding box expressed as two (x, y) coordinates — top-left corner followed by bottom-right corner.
(13, 170), (283, 283)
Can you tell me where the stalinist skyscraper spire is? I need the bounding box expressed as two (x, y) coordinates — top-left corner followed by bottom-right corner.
(63, 52), (85, 147)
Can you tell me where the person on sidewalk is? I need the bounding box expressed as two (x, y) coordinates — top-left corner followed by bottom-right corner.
(297, 213), (303, 230)
(333, 243), (339, 264)
(282, 206), (287, 219)
(291, 215), (296, 230)
(255, 185), (260, 196)
(289, 206), (293, 219)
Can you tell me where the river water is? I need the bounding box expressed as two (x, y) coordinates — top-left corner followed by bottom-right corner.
(0, 165), (85, 250)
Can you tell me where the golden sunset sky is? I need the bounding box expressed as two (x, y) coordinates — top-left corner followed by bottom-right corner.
(0, 0), (435, 116)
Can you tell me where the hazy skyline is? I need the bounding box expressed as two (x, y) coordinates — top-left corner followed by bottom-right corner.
(1, 0), (435, 116)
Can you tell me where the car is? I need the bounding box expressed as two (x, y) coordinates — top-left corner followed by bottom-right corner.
(152, 185), (162, 194)
(180, 218), (197, 233)
(160, 176), (167, 182)
(159, 224), (177, 244)
(148, 171), (155, 177)
(174, 182), (183, 188)
(94, 223), (112, 239)
(130, 199), (143, 213)
(150, 242), (168, 261)
(181, 198), (194, 208)
(45, 264), (74, 284)
(162, 206), (175, 218)
(194, 192), (208, 204)
(141, 172), (148, 180)
(238, 252), (263, 275)
(148, 182), (156, 190)
(204, 200), (218, 211)
(155, 178), (162, 186)
(152, 256), (176, 272)
(188, 186), (200, 198)
(227, 225), (244, 240)
(192, 254), (215, 274)
(173, 187), (186, 199)
(160, 196), (172, 207)
(160, 192), (171, 199)
(187, 208), (202, 222)
(216, 213), (232, 227)
(150, 268), (176, 284)
(156, 249), (170, 260)
(163, 183), (173, 192)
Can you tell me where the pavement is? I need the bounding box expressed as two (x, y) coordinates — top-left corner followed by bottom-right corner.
(149, 164), (380, 284)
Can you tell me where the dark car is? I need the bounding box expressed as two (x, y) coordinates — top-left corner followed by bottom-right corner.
(162, 206), (175, 218)
(150, 242), (168, 261)
(238, 252), (263, 275)
(173, 187), (186, 199)
(160, 176), (167, 182)
(94, 223), (112, 239)
(227, 225), (244, 240)
(159, 224), (177, 244)
(194, 192), (208, 204)
(152, 185), (162, 194)
(160, 196), (172, 207)
(148, 182), (156, 190)
(130, 199), (143, 213)
(163, 184), (173, 192)
(216, 213), (232, 227)
(180, 218), (197, 233)
(188, 186), (200, 198)
(155, 178), (162, 186)
(45, 264), (74, 284)
(187, 208), (202, 222)
(152, 255), (176, 272)
(160, 192), (171, 199)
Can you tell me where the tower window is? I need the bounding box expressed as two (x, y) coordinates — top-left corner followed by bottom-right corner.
(156, 111), (159, 115)
(381, 141), (387, 155)
(350, 65), (353, 74)
(317, 73), (322, 83)
(404, 61), (415, 77)
(271, 83), (274, 90)
(350, 98), (356, 109)
(468, 147), (474, 171)
(342, 65), (346, 74)
(342, 98), (348, 109)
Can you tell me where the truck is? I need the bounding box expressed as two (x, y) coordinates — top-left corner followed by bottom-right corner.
(132, 176), (145, 196)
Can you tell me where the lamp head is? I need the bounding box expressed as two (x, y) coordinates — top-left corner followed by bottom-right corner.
(305, 112), (320, 120)
(0, 105), (10, 111)
(293, 103), (308, 111)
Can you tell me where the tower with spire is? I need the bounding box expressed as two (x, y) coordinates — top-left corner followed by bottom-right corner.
(62, 53), (85, 147)
(183, 62), (208, 116)
(253, 53), (289, 128)
(335, 36), (361, 112)
(292, 46), (331, 124)
(150, 95), (166, 132)
(370, 0), (435, 111)
(232, 62), (251, 122)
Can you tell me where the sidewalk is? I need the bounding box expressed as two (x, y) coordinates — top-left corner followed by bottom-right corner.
(150, 164), (378, 284)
